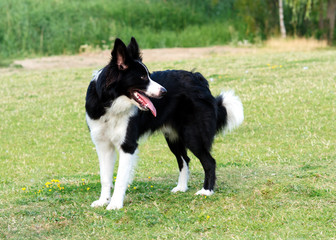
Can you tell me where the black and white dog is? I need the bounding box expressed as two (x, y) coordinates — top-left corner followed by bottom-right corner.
(85, 37), (244, 210)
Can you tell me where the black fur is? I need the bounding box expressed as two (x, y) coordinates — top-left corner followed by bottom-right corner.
(121, 70), (227, 191)
(86, 37), (230, 193)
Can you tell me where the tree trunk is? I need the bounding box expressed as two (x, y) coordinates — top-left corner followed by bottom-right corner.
(319, 0), (324, 31)
(327, 0), (336, 45)
(279, 0), (287, 38)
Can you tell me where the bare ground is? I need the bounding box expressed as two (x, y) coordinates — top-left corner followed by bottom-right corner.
(12, 46), (253, 70)
(8, 38), (328, 71)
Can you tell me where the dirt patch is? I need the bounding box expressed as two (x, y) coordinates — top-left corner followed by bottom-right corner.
(13, 46), (252, 70)
(7, 38), (328, 71)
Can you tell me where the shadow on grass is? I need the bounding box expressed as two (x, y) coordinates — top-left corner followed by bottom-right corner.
(16, 172), (241, 210)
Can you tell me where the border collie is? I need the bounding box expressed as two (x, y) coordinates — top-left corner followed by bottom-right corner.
(85, 37), (244, 210)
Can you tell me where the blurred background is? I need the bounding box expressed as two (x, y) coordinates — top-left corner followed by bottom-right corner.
(0, 0), (335, 59)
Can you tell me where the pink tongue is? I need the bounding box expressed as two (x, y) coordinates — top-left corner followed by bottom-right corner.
(138, 93), (157, 117)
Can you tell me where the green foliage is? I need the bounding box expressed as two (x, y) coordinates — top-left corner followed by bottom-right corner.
(284, 0), (320, 36)
(0, 0), (242, 58)
(1, 0), (333, 58)
(1, 47), (336, 238)
(234, 0), (279, 40)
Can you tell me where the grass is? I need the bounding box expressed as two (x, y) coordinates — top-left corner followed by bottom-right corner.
(0, 0), (241, 58)
(1, 46), (336, 239)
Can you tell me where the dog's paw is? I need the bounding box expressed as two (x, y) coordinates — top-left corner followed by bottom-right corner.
(171, 185), (188, 193)
(90, 198), (110, 208)
(195, 188), (214, 196)
(106, 200), (123, 210)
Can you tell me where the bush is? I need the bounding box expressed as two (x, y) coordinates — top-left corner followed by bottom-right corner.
(0, 0), (244, 58)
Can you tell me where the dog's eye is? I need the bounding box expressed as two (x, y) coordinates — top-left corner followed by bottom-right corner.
(140, 75), (147, 80)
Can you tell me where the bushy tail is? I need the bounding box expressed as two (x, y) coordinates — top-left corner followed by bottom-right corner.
(216, 90), (244, 134)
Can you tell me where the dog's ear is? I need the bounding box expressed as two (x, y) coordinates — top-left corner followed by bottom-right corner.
(127, 37), (142, 61)
(111, 38), (129, 71)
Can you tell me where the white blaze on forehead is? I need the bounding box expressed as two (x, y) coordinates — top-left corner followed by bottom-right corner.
(136, 60), (151, 78)
(136, 60), (164, 97)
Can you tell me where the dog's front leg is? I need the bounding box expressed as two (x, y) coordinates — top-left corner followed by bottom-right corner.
(106, 149), (137, 210)
(91, 142), (116, 208)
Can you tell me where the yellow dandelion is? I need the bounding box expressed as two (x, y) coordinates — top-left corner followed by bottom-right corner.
(133, 187), (137, 190)
(21, 187), (26, 191)
(82, 178), (85, 181)
(151, 185), (153, 188)
(49, 189), (52, 192)
(148, 176), (151, 179)
(206, 215), (210, 220)
(128, 185), (130, 188)
(87, 187), (90, 191)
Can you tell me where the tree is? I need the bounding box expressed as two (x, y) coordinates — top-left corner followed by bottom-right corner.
(327, 0), (336, 44)
(279, 0), (287, 38)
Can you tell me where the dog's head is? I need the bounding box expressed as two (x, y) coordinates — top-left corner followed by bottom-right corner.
(107, 37), (166, 117)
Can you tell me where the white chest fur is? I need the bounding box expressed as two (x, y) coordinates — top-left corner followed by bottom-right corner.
(86, 96), (137, 147)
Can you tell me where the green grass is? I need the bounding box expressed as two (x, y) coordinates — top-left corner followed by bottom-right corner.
(0, 0), (241, 58)
(1, 48), (336, 239)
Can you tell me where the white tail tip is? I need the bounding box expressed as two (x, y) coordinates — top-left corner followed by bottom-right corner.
(221, 90), (244, 133)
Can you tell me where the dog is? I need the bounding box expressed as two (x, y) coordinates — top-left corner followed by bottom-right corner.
(85, 37), (244, 210)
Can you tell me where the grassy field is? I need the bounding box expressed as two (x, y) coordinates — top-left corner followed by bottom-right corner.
(1, 46), (336, 239)
(0, 0), (240, 58)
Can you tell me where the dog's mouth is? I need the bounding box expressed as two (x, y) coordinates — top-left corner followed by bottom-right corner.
(131, 90), (157, 117)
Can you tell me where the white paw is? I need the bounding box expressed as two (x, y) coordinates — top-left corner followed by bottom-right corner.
(195, 188), (214, 196)
(171, 185), (188, 193)
(106, 200), (123, 210)
(90, 198), (110, 208)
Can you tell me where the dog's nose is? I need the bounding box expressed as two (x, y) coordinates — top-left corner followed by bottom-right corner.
(160, 87), (167, 96)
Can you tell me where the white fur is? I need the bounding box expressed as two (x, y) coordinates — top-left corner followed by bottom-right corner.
(92, 69), (103, 82)
(171, 157), (189, 193)
(106, 150), (138, 210)
(195, 188), (214, 196)
(137, 60), (164, 97)
(87, 95), (138, 210)
(146, 78), (165, 97)
(161, 125), (179, 142)
(221, 90), (244, 134)
(86, 96), (137, 147)
(90, 144), (116, 207)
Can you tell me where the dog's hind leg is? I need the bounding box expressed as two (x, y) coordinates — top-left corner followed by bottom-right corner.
(184, 133), (216, 196)
(193, 151), (216, 196)
(165, 138), (190, 193)
(91, 141), (117, 208)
